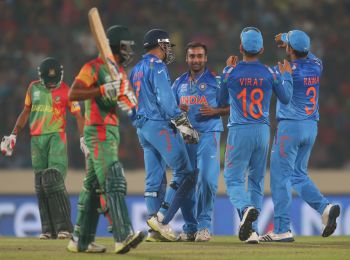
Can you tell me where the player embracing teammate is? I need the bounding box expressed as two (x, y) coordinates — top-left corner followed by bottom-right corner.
(219, 27), (293, 244)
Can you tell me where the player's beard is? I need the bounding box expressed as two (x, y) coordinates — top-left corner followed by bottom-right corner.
(190, 62), (205, 74)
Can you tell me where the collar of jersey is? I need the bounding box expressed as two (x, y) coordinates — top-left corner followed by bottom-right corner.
(143, 53), (162, 61)
(186, 67), (208, 82)
(239, 60), (261, 65)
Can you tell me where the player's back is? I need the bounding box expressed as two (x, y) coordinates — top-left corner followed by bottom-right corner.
(276, 54), (322, 121)
(130, 54), (178, 121)
(222, 61), (276, 126)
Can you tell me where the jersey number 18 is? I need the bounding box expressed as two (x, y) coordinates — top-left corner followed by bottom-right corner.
(237, 88), (264, 119)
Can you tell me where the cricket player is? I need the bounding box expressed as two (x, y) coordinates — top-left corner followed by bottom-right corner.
(172, 42), (229, 242)
(219, 27), (293, 244)
(66, 25), (144, 254)
(1, 57), (87, 239)
(260, 30), (340, 242)
(129, 28), (199, 242)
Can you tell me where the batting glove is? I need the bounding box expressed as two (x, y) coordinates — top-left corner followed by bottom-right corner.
(1, 134), (17, 156)
(100, 79), (121, 101)
(80, 136), (90, 158)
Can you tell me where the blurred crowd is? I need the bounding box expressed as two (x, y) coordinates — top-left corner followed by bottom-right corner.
(0, 0), (349, 170)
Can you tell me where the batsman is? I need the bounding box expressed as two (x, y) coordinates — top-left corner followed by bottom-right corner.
(1, 57), (87, 239)
(66, 24), (144, 254)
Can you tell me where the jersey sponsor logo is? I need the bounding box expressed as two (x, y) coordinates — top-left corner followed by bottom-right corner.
(199, 83), (206, 91)
(180, 95), (208, 105)
(55, 96), (61, 103)
(158, 69), (164, 74)
(33, 91), (40, 101)
(180, 84), (188, 92)
(31, 104), (53, 113)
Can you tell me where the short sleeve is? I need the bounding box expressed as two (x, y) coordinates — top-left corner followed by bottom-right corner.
(75, 63), (97, 88)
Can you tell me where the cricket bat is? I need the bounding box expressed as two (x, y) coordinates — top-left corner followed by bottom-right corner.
(88, 7), (119, 81)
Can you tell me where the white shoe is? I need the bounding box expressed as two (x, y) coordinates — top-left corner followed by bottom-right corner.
(39, 233), (52, 240)
(259, 231), (294, 242)
(245, 232), (259, 244)
(195, 228), (211, 242)
(146, 230), (169, 242)
(67, 238), (106, 253)
(147, 213), (176, 242)
(239, 207), (259, 241)
(322, 204), (340, 237)
(177, 232), (196, 242)
(114, 231), (145, 254)
(57, 231), (71, 239)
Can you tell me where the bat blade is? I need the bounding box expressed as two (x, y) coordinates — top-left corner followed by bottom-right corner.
(88, 7), (119, 81)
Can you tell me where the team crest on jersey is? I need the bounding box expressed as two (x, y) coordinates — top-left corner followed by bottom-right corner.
(180, 84), (188, 92)
(33, 91), (40, 101)
(199, 83), (206, 91)
(55, 96), (61, 103)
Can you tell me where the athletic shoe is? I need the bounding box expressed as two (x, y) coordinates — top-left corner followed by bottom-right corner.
(177, 232), (196, 242)
(67, 238), (107, 253)
(146, 230), (169, 242)
(114, 231), (145, 254)
(39, 233), (52, 240)
(147, 214), (177, 241)
(239, 207), (259, 241)
(195, 228), (211, 242)
(245, 231), (259, 244)
(322, 204), (340, 237)
(259, 231), (295, 242)
(57, 231), (71, 239)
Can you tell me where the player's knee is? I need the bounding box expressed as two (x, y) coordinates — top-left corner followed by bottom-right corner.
(106, 161), (127, 195)
(42, 168), (65, 193)
(34, 171), (44, 193)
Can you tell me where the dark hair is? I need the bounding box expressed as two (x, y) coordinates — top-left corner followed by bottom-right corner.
(293, 50), (308, 58)
(144, 45), (158, 51)
(288, 44), (308, 58)
(243, 50), (260, 57)
(185, 42), (207, 55)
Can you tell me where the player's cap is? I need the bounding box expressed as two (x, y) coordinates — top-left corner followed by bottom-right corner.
(240, 27), (263, 54)
(107, 25), (134, 46)
(281, 30), (310, 52)
(143, 29), (175, 49)
(38, 57), (63, 88)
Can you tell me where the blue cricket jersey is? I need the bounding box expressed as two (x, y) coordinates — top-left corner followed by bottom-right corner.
(129, 54), (182, 122)
(219, 60), (293, 127)
(276, 53), (322, 121)
(172, 68), (223, 133)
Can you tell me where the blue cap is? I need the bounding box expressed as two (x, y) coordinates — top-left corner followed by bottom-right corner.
(281, 30), (310, 52)
(240, 27), (263, 54)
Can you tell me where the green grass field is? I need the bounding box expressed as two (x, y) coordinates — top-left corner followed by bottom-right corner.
(0, 236), (349, 259)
